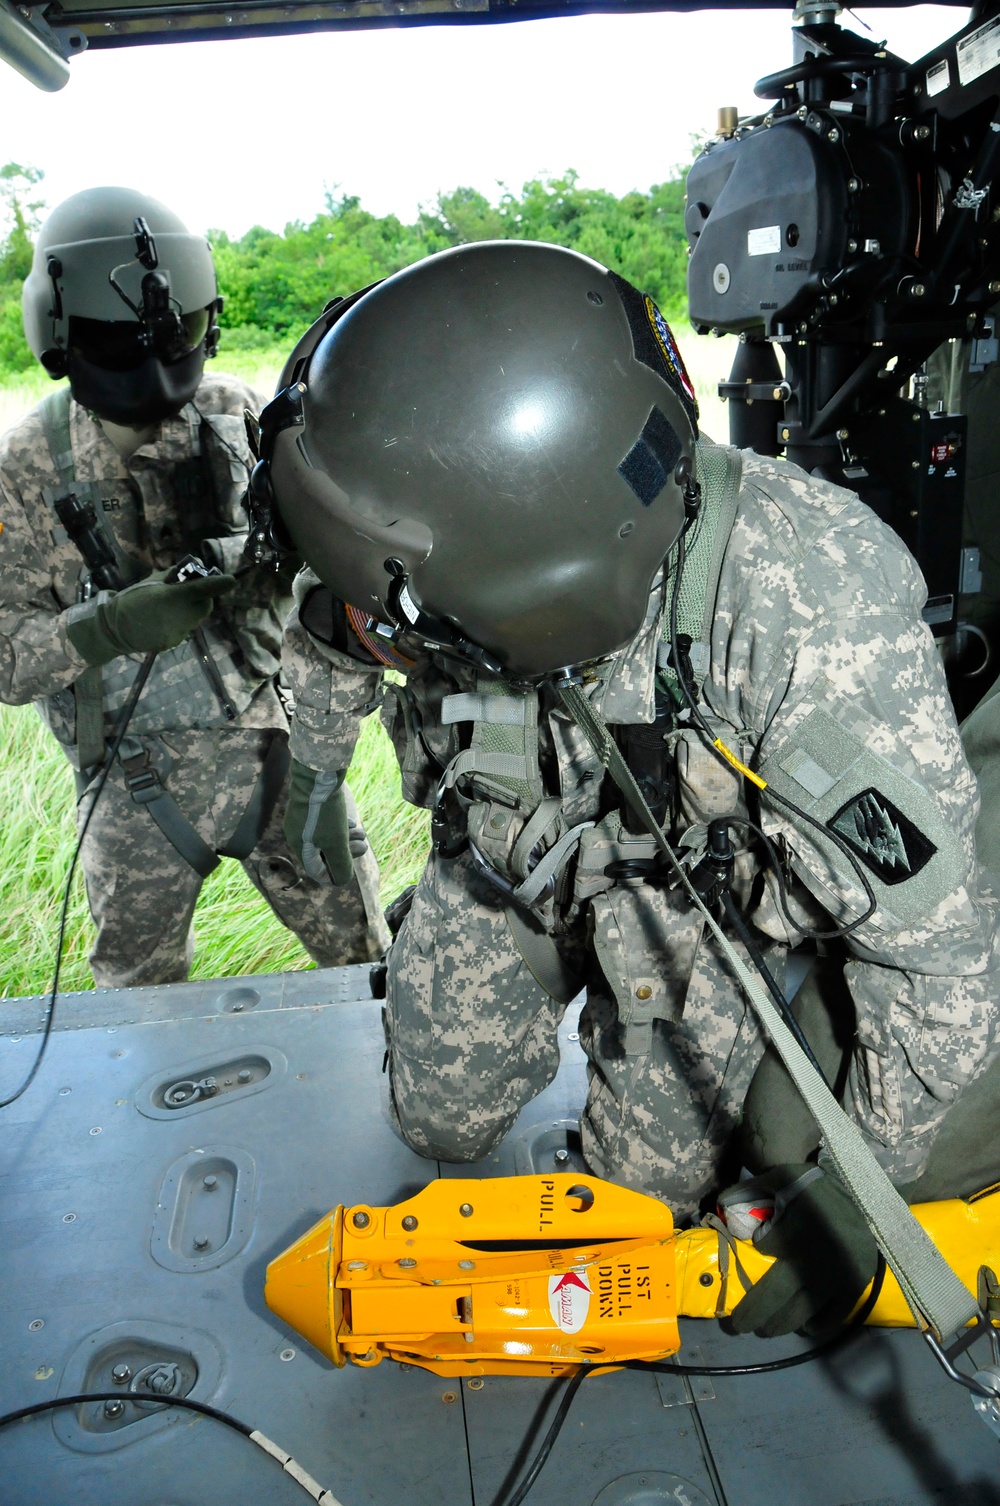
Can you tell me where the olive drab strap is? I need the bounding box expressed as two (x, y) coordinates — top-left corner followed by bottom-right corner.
(38, 387), (106, 772)
(441, 680), (545, 806)
(657, 441), (742, 697)
(558, 677), (981, 1348)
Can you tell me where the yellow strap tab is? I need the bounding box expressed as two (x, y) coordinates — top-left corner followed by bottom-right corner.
(712, 738), (767, 790)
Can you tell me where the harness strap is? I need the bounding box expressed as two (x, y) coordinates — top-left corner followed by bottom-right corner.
(119, 733), (289, 875)
(217, 734), (290, 860)
(503, 905), (585, 1004)
(119, 737), (220, 878)
(558, 678), (981, 1345)
(38, 389), (109, 772)
(659, 441), (742, 698)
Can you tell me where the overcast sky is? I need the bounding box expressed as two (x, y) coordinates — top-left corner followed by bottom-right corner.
(0, 4), (967, 238)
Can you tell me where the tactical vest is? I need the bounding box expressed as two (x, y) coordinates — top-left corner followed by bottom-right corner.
(430, 441), (747, 1041)
(39, 387), (256, 770)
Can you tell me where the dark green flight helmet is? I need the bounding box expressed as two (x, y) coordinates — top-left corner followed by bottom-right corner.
(23, 186), (220, 425)
(265, 240), (699, 678)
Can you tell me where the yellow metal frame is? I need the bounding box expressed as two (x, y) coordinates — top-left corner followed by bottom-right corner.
(265, 1174), (1000, 1379)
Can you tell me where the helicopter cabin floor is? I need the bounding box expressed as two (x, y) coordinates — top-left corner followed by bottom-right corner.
(1, 964), (998, 1506)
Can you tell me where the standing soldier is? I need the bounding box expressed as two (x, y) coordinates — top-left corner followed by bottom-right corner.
(0, 186), (388, 988)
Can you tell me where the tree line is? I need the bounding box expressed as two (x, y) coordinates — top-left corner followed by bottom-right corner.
(0, 164), (691, 378)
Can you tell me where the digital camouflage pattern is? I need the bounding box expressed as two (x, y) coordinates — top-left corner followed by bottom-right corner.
(0, 372), (286, 748)
(285, 440), (1000, 1220)
(78, 726), (387, 986)
(0, 373), (388, 985)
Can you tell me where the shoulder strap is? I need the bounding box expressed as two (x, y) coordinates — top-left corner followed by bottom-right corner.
(658, 440), (742, 693)
(36, 388), (108, 772)
(37, 387), (75, 491)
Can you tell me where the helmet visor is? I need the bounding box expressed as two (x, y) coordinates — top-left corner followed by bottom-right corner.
(68, 308), (210, 372)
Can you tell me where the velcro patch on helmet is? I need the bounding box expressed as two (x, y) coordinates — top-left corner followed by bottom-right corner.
(618, 406), (683, 506)
(608, 272), (699, 434)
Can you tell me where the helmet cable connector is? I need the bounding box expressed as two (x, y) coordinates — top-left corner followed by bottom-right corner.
(674, 455), (702, 527)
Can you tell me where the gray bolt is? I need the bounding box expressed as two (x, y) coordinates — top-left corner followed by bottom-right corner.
(89, 1127), (102, 1136)
(827, 128), (839, 142)
(398, 1257), (417, 1269)
(231, 1003), (244, 1012)
(203, 1175), (218, 1190)
(103, 1400), (125, 1419)
(59, 1087), (71, 1096)
(402, 1215), (418, 1231)
(847, 177), (859, 192)
(848, 239), (858, 253)
(837, 428), (849, 441)
(468, 1378), (485, 1391)
(912, 460), (921, 470)
(62, 1213), (76, 1223)
(699, 1272), (714, 1287)
(237, 1069), (252, 1083)
(990, 281), (1000, 295)
(279, 1348), (296, 1362)
(914, 124), (931, 141)
(28, 1319), (44, 1332)
(459, 1260), (476, 1270)
(193, 1235), (210, 1251)
(459, 1203), (474, 1218)
(554, 1149), (570, 1165)
(111, 1363), (132, 1384)
(347, 1260), (367, 1271)
(910, 283), (926, 298)
(352, 1210), (371, 1230)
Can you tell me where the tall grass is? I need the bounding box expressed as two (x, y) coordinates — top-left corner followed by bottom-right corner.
(0, 324), (735, 998)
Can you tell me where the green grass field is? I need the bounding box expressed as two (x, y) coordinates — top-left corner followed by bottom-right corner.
(0, 325), (735, 998)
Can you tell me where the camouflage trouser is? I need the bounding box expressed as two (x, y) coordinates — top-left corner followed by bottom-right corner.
(385, 849), (768, 1222)
(77, 726), (389, 989)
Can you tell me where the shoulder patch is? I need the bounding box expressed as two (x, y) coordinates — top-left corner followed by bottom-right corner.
(827, 788), (937, 886)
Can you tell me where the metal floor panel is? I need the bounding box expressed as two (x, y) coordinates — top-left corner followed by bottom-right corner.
(1, 965), (998, 1506)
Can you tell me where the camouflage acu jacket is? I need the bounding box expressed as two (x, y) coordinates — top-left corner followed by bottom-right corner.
(0, 372), (288, 762)
(283, 438), (1000, 1180)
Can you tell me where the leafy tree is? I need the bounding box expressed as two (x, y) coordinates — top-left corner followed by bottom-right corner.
(0, 164), (45, 376)
(0, 163), (698, 379)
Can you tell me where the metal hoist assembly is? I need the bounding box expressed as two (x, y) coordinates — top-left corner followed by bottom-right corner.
(265, 1174), (1000, 1380)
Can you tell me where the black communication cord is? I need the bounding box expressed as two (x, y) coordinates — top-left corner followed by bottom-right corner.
(0, 649), (157, 1110)
(495, 1255), (887, 1506)
(0, 1390), (337, 1504)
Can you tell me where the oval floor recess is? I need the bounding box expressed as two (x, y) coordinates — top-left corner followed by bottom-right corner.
(151, 1146), (257, 1273)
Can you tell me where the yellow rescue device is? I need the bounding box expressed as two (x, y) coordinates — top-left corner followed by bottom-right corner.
(265, 1174), (1000, 1379)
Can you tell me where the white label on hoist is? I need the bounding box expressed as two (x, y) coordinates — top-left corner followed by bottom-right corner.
(548, 1271), (592, 1334)
(957, 16), (1000, 86)
(926, 58), (950, 97)
(747, 225), (781, 257)
(397, 583), (419, 624)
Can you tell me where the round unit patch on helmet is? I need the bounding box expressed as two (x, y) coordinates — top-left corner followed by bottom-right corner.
(23, 186), (219, 425)
(268, 240), (697, 678)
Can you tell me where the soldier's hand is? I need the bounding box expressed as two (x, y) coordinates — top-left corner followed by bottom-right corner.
(67, 571), (238, 666)
(284, 757), (354, 884)
(721, 1164), (878, 1338)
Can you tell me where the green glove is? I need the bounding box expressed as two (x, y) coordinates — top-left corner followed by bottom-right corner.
(67, 571), (237, 666)
(284, 758), (353, 884)
(724, 1163), (879, 1338)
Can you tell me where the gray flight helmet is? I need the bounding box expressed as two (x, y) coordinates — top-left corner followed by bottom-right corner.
(269, 240), (699, 678)
(23, 186), (219, 423)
